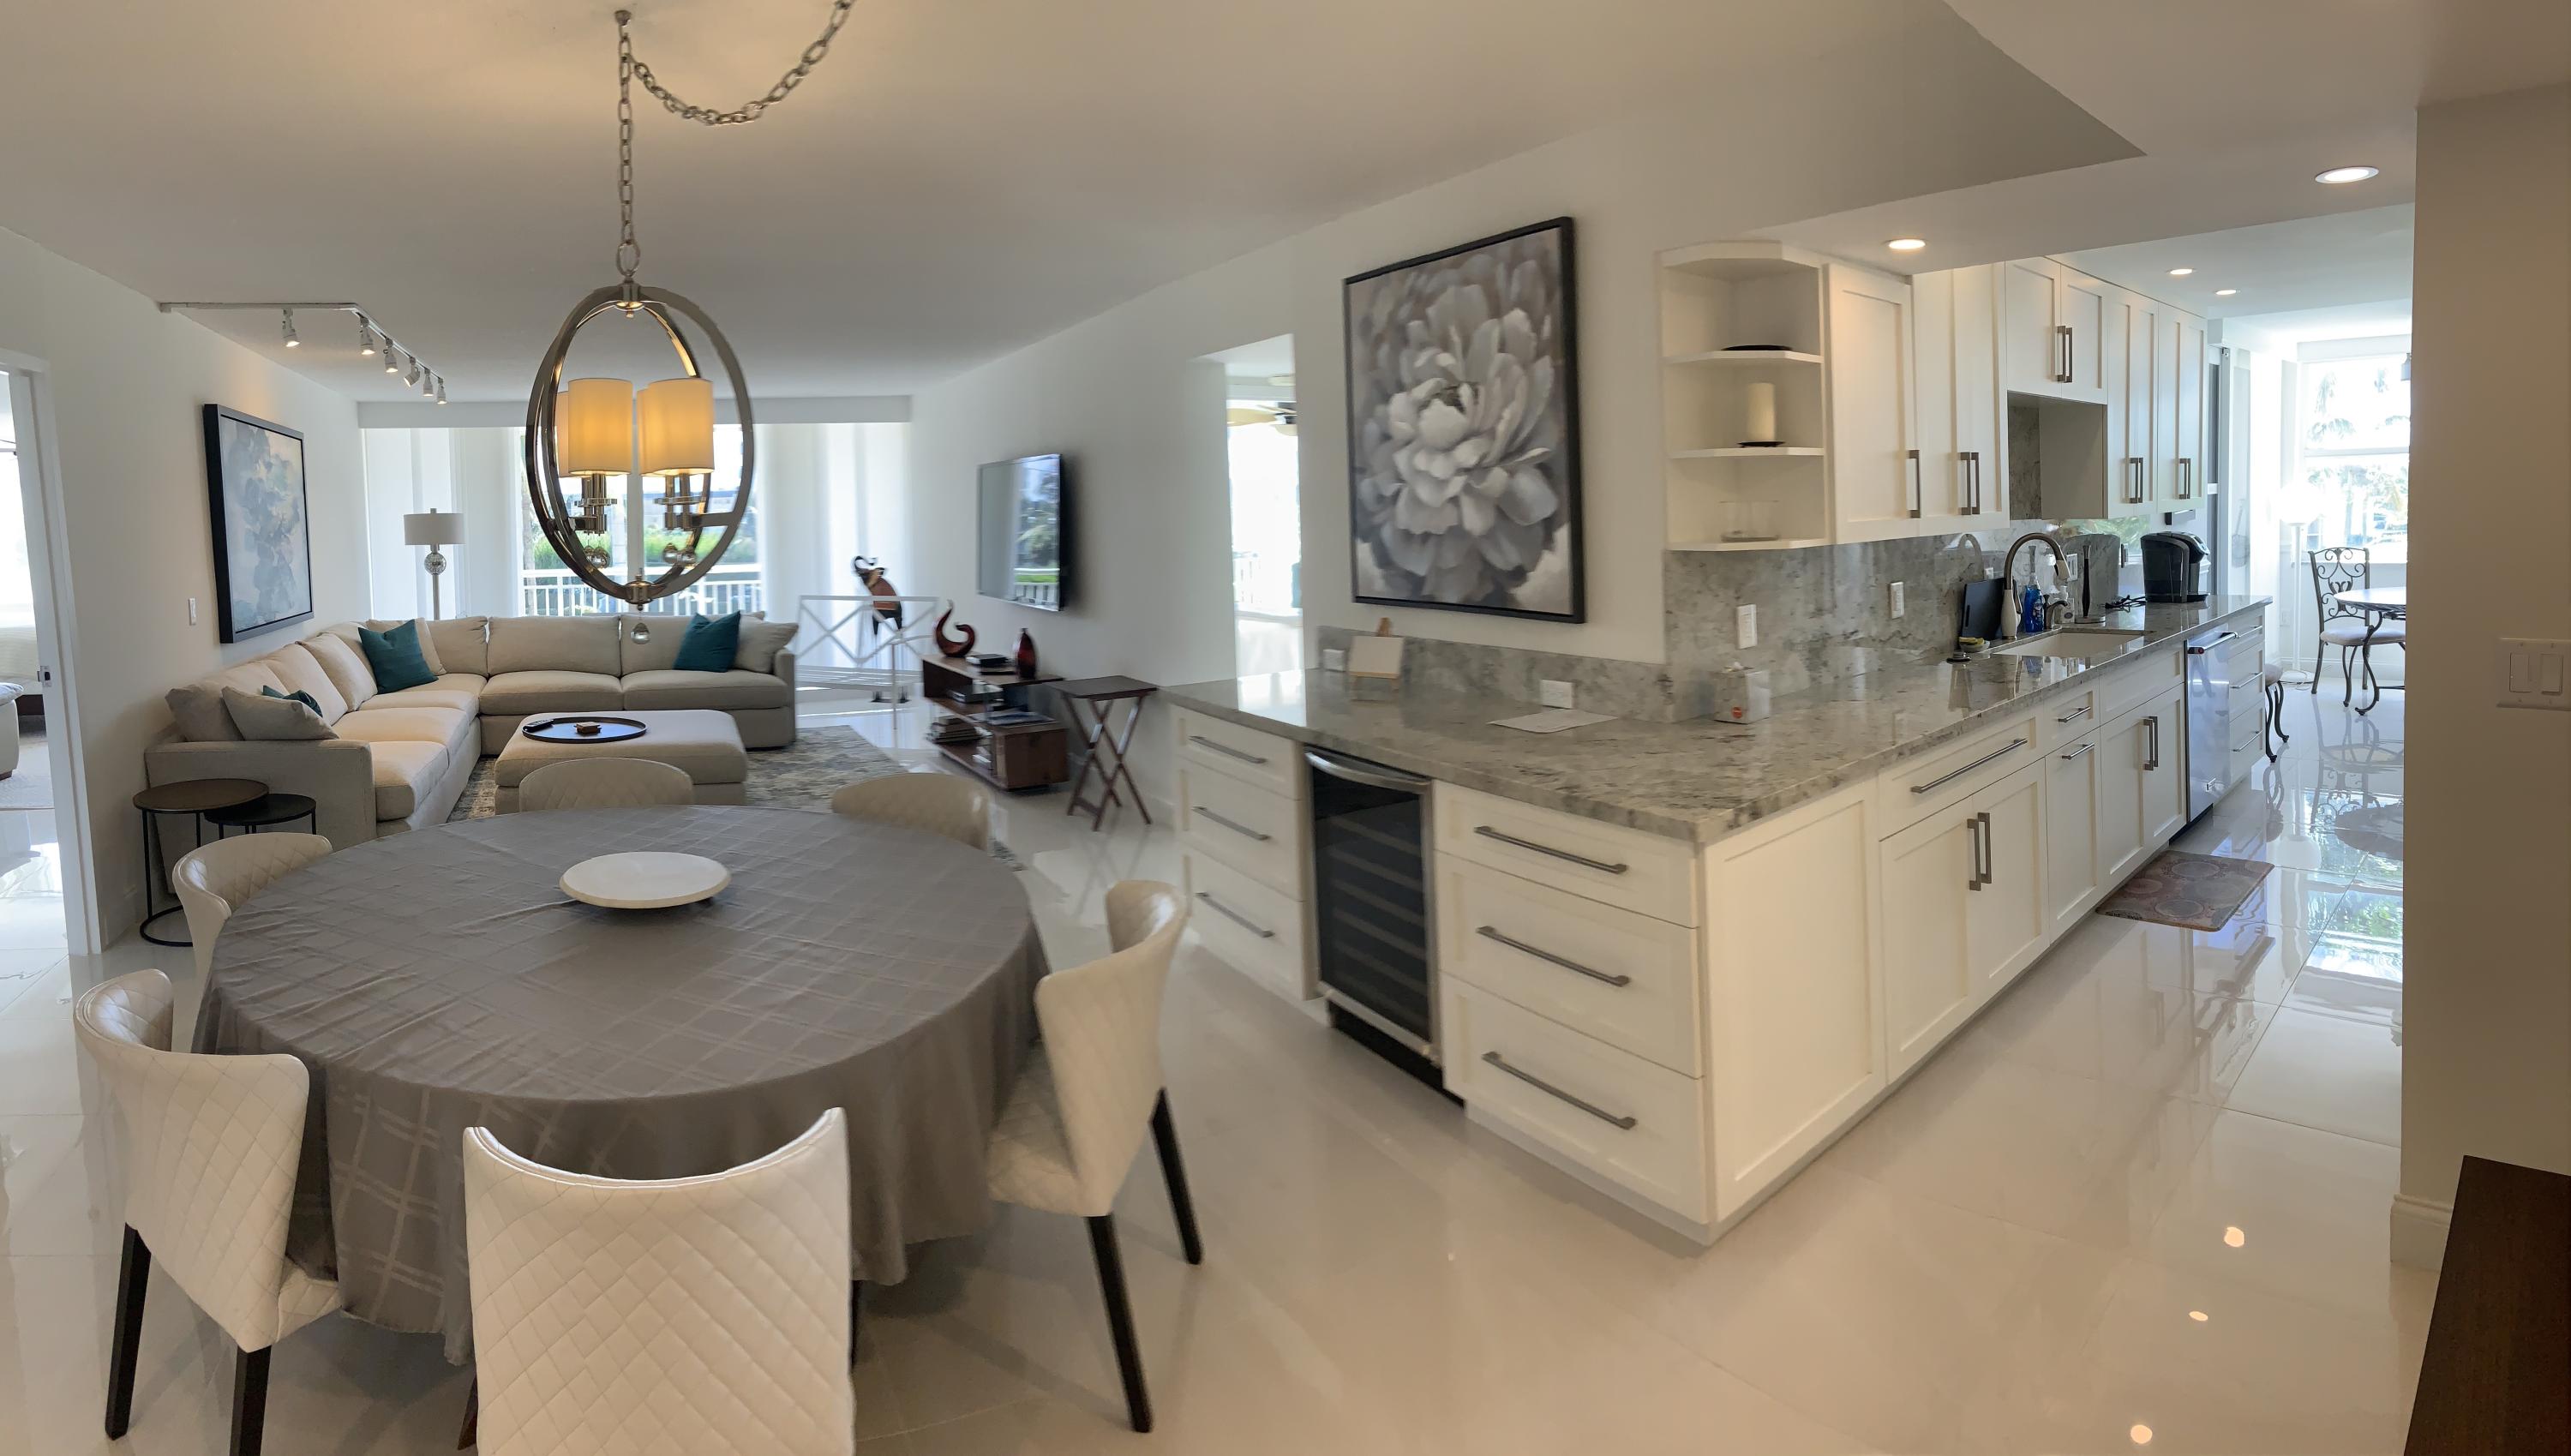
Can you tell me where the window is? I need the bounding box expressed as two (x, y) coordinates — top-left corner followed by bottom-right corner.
(514, 425), (763, 618)
(2286, 352), (2409, 562)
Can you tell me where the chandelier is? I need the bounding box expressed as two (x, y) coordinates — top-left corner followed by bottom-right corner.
(524, 3), (857, 605)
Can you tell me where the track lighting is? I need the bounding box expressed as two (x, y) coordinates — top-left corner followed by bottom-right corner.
(435, 377), (449, 405)
(281, 309), (300, 347)
(387, 349), (404, 375)
(358, 323), (378, 357)
(153, 302), (444, 393)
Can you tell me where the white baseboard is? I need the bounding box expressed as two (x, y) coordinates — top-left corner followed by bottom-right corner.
(2390, 1192), (2454, 1270)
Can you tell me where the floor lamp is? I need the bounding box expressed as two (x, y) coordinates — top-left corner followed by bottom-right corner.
(404, 509), (463, 620)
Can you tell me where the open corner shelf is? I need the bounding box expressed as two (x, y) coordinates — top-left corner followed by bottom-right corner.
(1670, 446), (1824, 460)
(1663, 350), (1823, 367)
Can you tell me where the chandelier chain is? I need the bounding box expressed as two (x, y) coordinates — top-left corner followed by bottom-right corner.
(615, 19), (640, 281)
(625, 0), (859, 128)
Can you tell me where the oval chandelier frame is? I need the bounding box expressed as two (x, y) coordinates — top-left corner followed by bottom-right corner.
(520, 283), (758, 607)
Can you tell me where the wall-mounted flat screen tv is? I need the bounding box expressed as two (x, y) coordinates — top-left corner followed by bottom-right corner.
(976, 452), (1070, 611)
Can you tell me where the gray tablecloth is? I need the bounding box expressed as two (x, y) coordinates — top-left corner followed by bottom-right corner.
(194, 805), (1045, 1360)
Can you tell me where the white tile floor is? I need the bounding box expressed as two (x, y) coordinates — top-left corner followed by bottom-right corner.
(0, 686), (2424, 1454)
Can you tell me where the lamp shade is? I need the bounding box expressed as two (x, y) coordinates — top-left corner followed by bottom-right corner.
(402, 509), (463, 546)
(637, 377), (716, 477)
(556, 377), (634, 476)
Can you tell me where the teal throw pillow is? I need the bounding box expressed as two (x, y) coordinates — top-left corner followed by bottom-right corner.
(260, 684), (323, 716)
(357, 620), (437, 693)
(673, 612), (741, 673)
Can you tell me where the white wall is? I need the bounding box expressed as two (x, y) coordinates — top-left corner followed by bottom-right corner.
(898, 6), (2138, 733)
(2396, 82), (2571, 1263)
(0, 225), (367, 938)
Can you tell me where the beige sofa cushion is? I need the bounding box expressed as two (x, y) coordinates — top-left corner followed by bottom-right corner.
(370, 740), (447, 819)
(166, 660), (291, 742)
(488, 616), (620, 676)
(222, 686), (336, 741)
(334, 704), (471, 757)
(482, 669), (623, 716)
(265, 644), (351, 723)
(617, 615), (689, 674)
(370, 673), (486, 713)
(302, 632), (377, 708)
(428, 616), (490, 676)
(736, 612), (797, 673)
(621, 668), (792, 711)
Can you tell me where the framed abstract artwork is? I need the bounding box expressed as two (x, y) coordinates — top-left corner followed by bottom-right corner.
(1344, 215), (1583, 622)
(201, 404), (315, 643)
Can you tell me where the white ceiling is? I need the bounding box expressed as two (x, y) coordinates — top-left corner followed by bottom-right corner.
(0, 0), (1912, 402)
(2222, 300), (2414, 348)
(2061, 206), (2414, 319)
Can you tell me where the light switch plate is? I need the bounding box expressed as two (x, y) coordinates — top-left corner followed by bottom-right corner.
(1890, 583), (1906, 619)
(1736, 604), (1758, 650)
(2496, 637), (2571, 710)
(1538, 679), (1575, 710)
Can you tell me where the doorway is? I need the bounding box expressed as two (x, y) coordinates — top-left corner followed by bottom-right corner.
(0, 358), (93, 965)
(1214, 335), (1301, 676)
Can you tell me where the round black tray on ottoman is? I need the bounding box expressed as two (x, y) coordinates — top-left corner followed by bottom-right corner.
(522, 716), (650, 745)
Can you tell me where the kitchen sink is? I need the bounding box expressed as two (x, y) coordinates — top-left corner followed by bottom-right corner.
(1988, 627), (2149, 658)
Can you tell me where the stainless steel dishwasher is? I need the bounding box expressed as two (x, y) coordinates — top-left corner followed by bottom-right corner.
(2185, 623), (2256, 820)
(1303, 748), (1441, 1083)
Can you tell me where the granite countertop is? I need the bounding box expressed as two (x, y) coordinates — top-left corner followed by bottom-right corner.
(1166, 596), (2270, 845)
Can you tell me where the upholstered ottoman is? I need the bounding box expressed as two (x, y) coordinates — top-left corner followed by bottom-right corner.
(493, 709), (749, 812)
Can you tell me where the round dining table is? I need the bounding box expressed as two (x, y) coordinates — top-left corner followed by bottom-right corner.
(2330, 584), (2407, 713)
(193, 805), (1046, 1361)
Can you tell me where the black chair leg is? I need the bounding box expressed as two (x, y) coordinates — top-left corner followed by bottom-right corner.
(1150, 1092), (1203, 1267)
(231, 1345), (271, 1456)
(105, 1225), (149, 1438)
(457, 1377), (477, 1448)
(1086, 1214), (1152, 1434)
(848, 1279), (865, 1369)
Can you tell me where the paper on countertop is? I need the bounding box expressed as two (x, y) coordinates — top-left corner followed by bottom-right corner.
(1489, 708), (1614, 734)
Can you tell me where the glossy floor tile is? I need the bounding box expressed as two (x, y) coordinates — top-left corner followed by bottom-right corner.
(0, 692), (2424, 1454)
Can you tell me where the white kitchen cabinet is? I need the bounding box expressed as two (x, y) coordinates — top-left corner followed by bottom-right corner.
(1879, 801), (1977, 1079)
(2096, 684), (2187, 884)
(1824, 264), (1923, 542)
(2172, 315), (2208, 503)
(2138, 682), (2189, 844)
(1907, 266), (2002, 530)
(2044, 733), (2102, 938)
(1999, 257), (2109, 403)
(1966, 766), (2048, 1000)
(2114, 289), (2160, 517)
(1701, 781), (1884, 1219)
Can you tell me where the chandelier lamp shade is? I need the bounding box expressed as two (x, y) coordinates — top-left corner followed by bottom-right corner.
(520, 2), (856, 605)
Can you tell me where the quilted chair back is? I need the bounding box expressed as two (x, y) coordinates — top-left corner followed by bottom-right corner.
(461, 1109), (855, 1456)
(1036, 881), (1189, 1216)
(71, 969), (341, 1351)
(518, 756), (697, 812)
(171, 831), (333, 980)
(827, 772), (992, 849)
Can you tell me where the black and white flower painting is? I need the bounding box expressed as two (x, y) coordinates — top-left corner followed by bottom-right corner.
(1344, 217), (1582, 621)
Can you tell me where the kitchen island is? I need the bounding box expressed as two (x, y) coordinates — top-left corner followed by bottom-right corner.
(1164, 596), (2270, 1240)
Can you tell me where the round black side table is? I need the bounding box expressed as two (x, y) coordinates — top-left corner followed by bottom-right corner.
(133, 778), (267, 947)
(207, 792), (321, 840)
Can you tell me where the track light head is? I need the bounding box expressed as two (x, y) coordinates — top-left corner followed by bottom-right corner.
(281, 309), (300, 347)
(435, 377), (449, 405)
(358, 322), (378, 357)
(386, 349), (404, 375)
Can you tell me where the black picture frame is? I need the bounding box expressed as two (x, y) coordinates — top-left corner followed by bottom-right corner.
(201, 404), (316, 643)
(1343, 215), (1584, 623)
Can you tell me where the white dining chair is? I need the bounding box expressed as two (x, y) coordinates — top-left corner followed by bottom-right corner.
(171, 832), (333, 980)
(828, 772), (991, 849)
(985, 880), (1198, 1433)
(460, 1109), (854, 1456)
(518, 756), (696, 812)
(72, 968), (341, 1456)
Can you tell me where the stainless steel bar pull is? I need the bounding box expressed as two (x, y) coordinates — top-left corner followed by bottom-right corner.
(1481, 1052), (1638, 1129)
(1477, 926), (1632, 987)
(2143, 715), (2161, 771)
(1908, 448), (1922, 518)
(2056, 704), (2093, 725)
(2059, 741), (2095, 761)
(1195, 891), (1274, 938)
(1976, 810), (1996, 886)
(1908, 738), (2029, 794)
(1190, 734), (1267, 765)
(1472, 825), (1628, 875)
(1194, 806), (1272, 842)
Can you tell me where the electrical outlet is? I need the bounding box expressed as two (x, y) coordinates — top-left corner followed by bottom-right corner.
(187, 596), (199, 626)
(1735, 604), (1758, 650)
(1539, 679), (1575, 710)
(1890, 583), (1906, 619)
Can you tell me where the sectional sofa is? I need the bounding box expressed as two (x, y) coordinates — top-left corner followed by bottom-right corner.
(147, 614), (796, 850)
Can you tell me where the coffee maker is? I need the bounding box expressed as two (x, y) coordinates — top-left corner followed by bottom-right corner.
(2141, 531), (2208, 603)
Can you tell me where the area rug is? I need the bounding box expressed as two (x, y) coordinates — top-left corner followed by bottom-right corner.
(449, 725), (1023, 868)
(2095, 850), (2268, 932)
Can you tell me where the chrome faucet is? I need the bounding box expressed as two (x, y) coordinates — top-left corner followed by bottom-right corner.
(1996, 531), (2070, 642)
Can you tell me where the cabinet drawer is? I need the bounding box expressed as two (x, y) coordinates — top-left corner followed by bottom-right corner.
(1172, 709), (1300, 797)
(1435, 783), (1698, 926)
(1878, 714), (2040, 836)
(1442, 980), (1708, 1224)
(2095, 645), (2183, 721)
(2037, 688), (2101, 752)
(1439, 858), (1702, 1075)
(1183, 848), (1311, 1003)
(1177, 764), (1303, 891)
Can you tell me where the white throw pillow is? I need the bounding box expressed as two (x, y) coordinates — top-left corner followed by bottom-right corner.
(221, 686), (338, 741)
(735, 612), (797, 674)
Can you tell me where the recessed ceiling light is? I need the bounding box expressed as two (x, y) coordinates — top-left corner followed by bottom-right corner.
(2214, 288), (2238, 297)
(2131, 1424), (2154, 1446)
(2168, 267), (2195, 277)
(2316, 165), (2381, 184)
(2188, 1309), (2210, 1322)
(2223, 1225), (2246, 1248)
(1886, 237), (1927, 252)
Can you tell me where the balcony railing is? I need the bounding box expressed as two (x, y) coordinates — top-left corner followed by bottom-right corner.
(518, 565), (765, 619)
